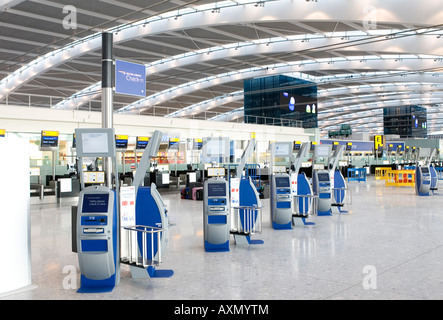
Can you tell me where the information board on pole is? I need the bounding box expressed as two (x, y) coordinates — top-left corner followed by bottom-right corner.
(115, 59), (146, 97)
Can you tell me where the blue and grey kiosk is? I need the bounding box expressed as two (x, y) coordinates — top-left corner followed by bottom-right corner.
(75, 128), (120, 293)
(203, 168), (231, 252)
(270, 141), (293, 229)
(415, 148), (433, 196)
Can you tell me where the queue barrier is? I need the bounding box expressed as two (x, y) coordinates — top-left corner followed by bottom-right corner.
(347, 168), (366, 182)
(375, 167), (391, 181)
(385, 169), (415, 188)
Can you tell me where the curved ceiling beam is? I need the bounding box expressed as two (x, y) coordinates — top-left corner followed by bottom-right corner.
(54, 30), (443, 110)
(320, 97), (443, 128)
(118, 56), (443, 113)
(3, 0), (443, 100)
(164, 81), (443, 120)
(165, 90), (243, 118)
(320, 92), (443, 113)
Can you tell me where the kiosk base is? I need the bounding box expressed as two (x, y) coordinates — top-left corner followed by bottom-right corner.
(272, 221), (292, 230)
(331, 204), (348, 214)
(292, 214), (315, 226)
(232, 233), (264, 245)
(317, 210), (332, 216)
(204, 241), (229, 252)
(77, 275), (117, 293)
(129, 265), (174, 279)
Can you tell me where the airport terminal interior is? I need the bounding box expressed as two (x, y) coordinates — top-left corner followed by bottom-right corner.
(2, 0), (443, 301)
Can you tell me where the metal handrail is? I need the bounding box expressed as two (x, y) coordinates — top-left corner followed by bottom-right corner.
(293, 194), (318, 216)
(231, 206), (263, 235)
(121, 225), (164, 268)
(332, 186), (352, 205)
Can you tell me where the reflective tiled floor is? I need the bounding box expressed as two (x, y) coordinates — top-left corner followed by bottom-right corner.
(3, 176), (443, 300)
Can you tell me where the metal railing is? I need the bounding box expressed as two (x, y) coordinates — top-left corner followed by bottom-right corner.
(231, 206), (263, 235)
(121, 225), (164, 268)
(293, 194), (318, 216)
(244, 115), (304, 128)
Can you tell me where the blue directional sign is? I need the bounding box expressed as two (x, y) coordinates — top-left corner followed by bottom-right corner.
(115, 60), (146, 97)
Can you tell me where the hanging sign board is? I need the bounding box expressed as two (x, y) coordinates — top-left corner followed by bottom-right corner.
(115, 60), (146, 97)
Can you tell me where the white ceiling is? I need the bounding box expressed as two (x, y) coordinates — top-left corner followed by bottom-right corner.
(1, 0), (443, 138)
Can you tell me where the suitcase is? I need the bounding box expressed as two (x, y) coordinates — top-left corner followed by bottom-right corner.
(180, 188), (186, 199)
(185, 187), (192, 199)
(192, 187), (203, 200)
(196, 188), (204, 201)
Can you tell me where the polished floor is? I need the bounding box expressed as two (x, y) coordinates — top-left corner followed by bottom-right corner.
(3, 176), (443, 300)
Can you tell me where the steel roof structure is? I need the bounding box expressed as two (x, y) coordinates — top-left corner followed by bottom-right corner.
(1, 0), (443, 137)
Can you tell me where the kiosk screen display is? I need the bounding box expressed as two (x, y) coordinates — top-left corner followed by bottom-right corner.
(208, 183), (226, 197)
(82, 193), (109, 213)
(421, 167), (429, 174)
(317, 173), (330, 182)
(275, 177), (290, 188)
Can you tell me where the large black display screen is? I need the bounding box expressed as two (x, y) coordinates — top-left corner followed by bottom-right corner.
(207, 183), (226, 197)
(317, 173), (330, 182)
(82, 193), (110, 213)
(275, 177), (290, 188)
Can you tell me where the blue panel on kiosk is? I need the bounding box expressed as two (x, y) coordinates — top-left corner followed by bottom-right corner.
(81, 240), (108, 252)
(205, 240), (230, 252)
(238, 178), (263, 244)
(78, 274), (117, 293)
(297, 173), (311, 214)
(333, 170), (346, 203)
(272, 221), (292, 230)
(135, 187), (162, 261)
(208, 215), (227, 224)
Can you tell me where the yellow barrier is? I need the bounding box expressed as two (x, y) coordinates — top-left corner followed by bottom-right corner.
(385, 169), (415, 187)
(375, 167), (391, 180)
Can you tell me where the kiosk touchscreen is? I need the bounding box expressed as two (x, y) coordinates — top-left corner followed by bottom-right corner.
(313, 170), (332, 216)
(270, 173), (292, 229)
(203, 177), (230, 252)
(77, 186), (119, 292)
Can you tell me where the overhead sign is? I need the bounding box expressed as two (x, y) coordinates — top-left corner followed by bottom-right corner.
(374, 135), (383, 150)
(136, 136), (149, 149)
(115, 60), (146, 97)
(115, 134), (129, 149)
(41, 130), (59, 148)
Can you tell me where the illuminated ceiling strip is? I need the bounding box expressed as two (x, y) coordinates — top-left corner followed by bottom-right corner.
(118, 57), (443, 113)
(54, 31), (443, 110)
(3, 0), (443, 100)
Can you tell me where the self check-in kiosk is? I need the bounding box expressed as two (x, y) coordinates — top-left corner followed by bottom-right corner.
(312, 170), (332, 216)
(269, 141), (293, 229)
(312, 144), (333, 216)
(203, 168), (230, 252)
(416, 166), (431, 196)
(415, 148), (433, 196)
(75, 128), (120, 293)
(77, 186), (119, 292)
(271, 173), (292, 229)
